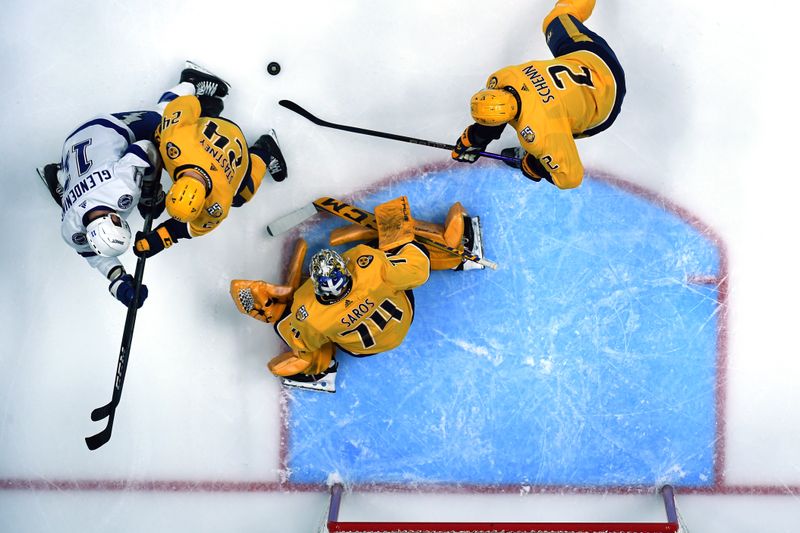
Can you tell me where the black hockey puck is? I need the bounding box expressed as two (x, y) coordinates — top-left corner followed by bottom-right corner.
(267, 62), (281, 76)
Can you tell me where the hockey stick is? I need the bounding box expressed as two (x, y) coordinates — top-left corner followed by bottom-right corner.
(278, 100), (521, 165)
(85, 204), (155, 450)
(267, 197), (498, 270)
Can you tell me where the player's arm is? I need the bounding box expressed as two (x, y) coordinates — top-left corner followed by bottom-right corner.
(81, 255), (148, 308)
(520, 133), (584, 189)
(382, 241), (431, 291)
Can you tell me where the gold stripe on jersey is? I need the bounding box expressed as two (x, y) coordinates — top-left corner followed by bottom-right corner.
(560, 14), (593, 43)
(156, 95), (265, 237)
(276, 243), (430, 357)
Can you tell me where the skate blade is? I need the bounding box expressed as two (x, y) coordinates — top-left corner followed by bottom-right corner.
(462, 216), (485, 271)
(281, 373), (337, 393)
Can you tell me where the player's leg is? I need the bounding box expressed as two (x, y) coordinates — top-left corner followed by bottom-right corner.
(541, 1), (626, 137)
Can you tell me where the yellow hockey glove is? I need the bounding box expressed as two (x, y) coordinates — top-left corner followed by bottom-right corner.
(451, 126), (486, 163)
(230, 280), (294, 324)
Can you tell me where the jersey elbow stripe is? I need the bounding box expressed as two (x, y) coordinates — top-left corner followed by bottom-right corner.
(66, 118), (134, 145)
(123, 143), (153, 169)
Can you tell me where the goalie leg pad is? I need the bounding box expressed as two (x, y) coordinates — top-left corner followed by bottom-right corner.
(375, 196), (415, 251)
(329, 225), (378, 247)
(268, 343), (335, 377)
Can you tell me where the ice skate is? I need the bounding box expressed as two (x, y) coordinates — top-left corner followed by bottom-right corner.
(180, 60), (230, 98)
(455, 215), (485, 271)
(36, 163), (64, 206)
(281, 360), (338, 393)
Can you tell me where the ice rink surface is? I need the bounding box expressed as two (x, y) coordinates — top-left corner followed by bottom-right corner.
(1, 1), (799, 532)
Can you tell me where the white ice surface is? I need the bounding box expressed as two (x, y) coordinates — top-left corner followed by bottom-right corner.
(1, 0), (799, 531)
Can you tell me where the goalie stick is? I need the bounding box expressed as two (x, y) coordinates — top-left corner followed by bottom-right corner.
(266, 197), (498, 270)
(278, 100), (521, 165)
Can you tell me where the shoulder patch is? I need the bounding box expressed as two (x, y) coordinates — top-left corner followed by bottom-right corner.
(356, 255), (374, 268)
(72, 233), (87, 246)
(206, 202), (223, 217)
(295, 305), (308, 321)
(118, 194), (133, 210)
(520, 125), (536, 143)
(165, 142), (181, 160)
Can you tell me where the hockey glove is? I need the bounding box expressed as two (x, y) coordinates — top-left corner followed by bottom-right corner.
(451, 126), (488, 163)
(109, 274), (148, 309)
(250, 133), (288, 182)
(134, 219), (188, 258)
(137, 182), (166, 218)
(520, 153), (547, 183)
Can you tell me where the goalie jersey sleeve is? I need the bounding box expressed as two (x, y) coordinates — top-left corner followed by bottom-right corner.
(155, 95), (267, 237)
(276, 242), (431, 356)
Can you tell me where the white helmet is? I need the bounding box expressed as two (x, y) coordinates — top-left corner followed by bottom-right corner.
(86, 212), (131, 257)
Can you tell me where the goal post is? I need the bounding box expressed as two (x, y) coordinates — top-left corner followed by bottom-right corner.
(326, 484), (680, 533)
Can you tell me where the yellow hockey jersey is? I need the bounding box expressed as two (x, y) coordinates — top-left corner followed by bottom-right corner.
(276, 242), (431, 356)
(155, 95), (266, 236)
(488, 49), (618, 189)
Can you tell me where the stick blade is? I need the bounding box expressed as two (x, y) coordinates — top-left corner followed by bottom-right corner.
(266, 203), (318, 236)
(85, 423), (113, 450)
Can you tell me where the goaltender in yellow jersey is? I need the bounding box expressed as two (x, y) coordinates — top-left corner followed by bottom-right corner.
(229, 196), (485, 393)
(278, 241), (430, 357)
(452, 0), (626, 189)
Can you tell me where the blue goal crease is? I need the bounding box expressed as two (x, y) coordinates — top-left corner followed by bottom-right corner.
(284, 166), (721, 489)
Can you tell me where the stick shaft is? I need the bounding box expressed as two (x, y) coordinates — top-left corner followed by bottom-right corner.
(85, 196), (156, 450)
(278, 100), (520, 165)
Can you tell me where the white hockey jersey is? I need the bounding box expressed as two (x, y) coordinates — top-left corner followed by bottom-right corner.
(58, 113), (160, 279)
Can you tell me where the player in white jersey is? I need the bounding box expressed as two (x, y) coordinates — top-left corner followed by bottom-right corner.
(40, 62), (230, 308)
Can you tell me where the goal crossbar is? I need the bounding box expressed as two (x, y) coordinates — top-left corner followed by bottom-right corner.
(326, 484), (680, 533)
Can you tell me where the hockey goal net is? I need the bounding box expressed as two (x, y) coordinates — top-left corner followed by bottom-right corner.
(325, 484), (680, 533)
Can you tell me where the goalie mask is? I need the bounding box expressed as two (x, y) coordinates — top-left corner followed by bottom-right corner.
(310, 249), (351, 303)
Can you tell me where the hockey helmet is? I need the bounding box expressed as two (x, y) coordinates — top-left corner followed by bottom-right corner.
(470, 89), (519, 126)
(166, 174), (207, 222)
(86, 212), (131, 257)
(310, 249), (351, 302)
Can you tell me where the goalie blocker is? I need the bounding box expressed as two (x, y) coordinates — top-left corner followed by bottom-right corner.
(230, 196), (486, 393)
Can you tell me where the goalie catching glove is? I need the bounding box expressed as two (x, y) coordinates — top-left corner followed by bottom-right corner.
(229, 280), (294, 324)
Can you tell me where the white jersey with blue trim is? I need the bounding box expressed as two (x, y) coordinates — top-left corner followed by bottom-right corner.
(58, 113), (159, 278)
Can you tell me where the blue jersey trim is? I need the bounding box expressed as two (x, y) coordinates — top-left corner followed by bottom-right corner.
(123, 143), (152, 169)
(66, 118), (133, 145)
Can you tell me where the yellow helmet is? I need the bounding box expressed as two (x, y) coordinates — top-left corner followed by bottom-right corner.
(470, 89), (518, 126)
(166, 175), (206, 222)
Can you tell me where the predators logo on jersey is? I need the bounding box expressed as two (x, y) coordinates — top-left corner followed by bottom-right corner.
(276, 242), (430, 357)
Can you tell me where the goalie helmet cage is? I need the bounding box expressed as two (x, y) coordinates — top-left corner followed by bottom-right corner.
(325, 483), (680, 533)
